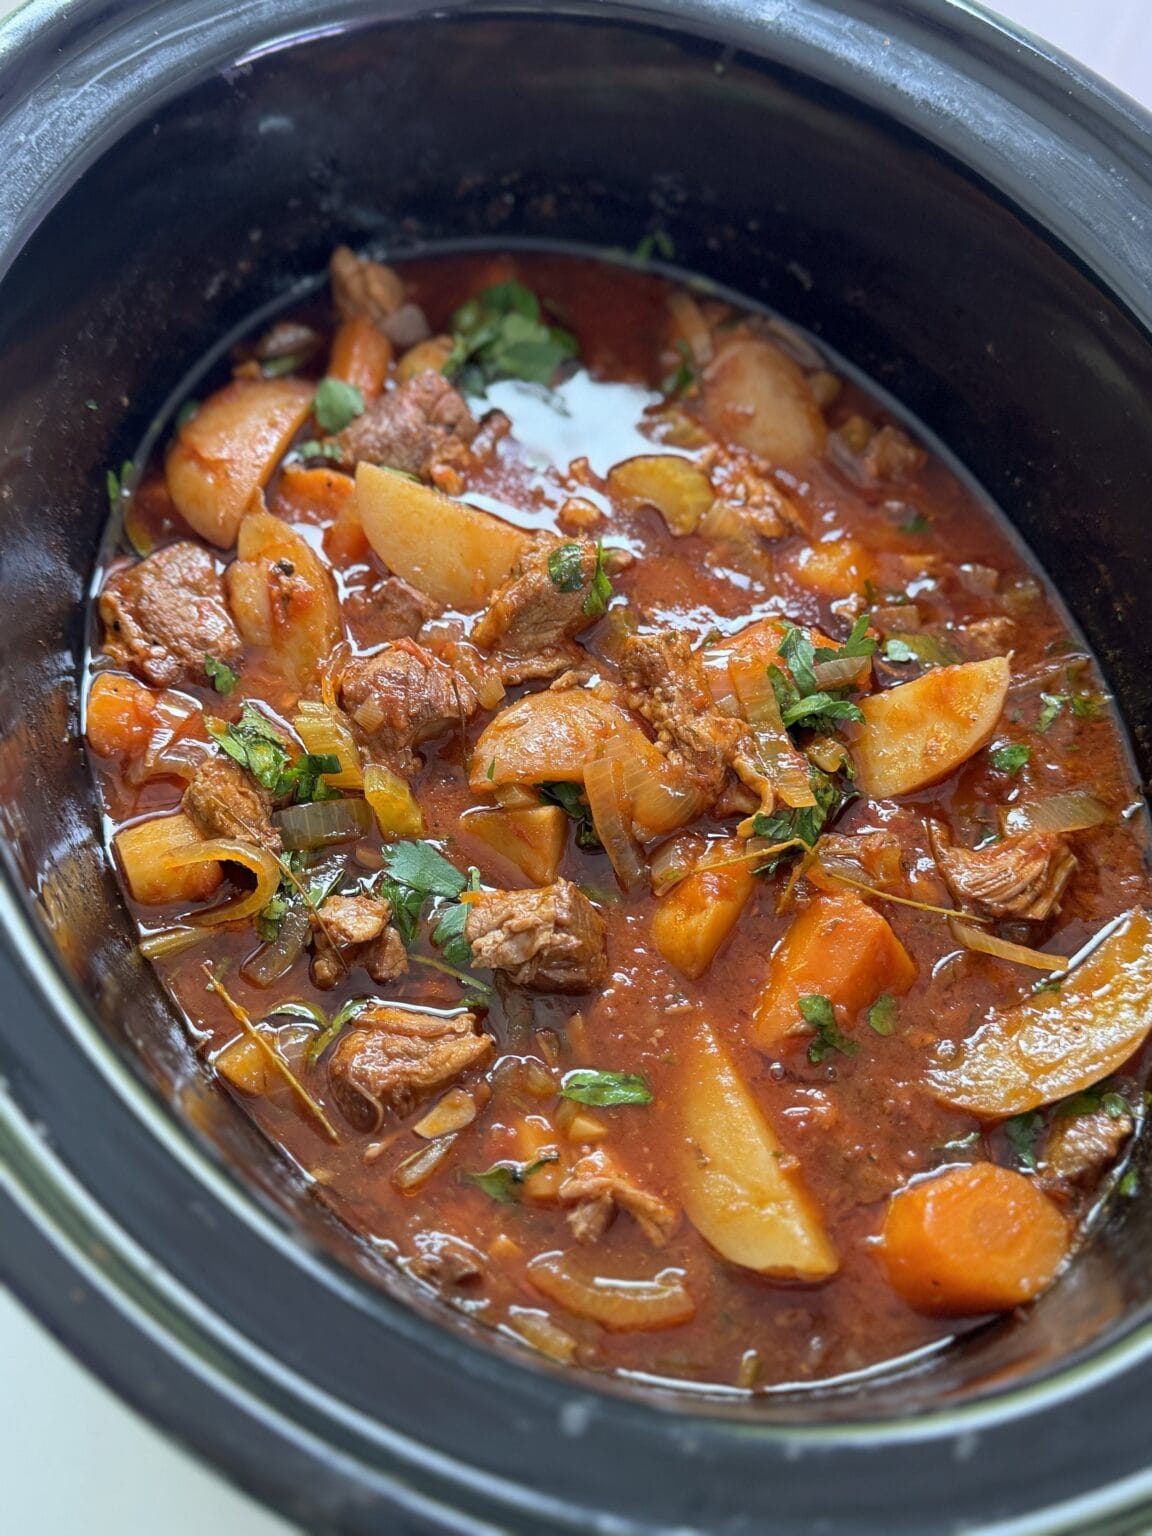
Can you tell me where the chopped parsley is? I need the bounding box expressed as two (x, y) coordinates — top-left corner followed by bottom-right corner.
(1004, 1110), (1042, 1171)
(1118, 1168), (1140, 1197)
(990, 743), (1030, 776)
(560, 1069), (653, 1106)
(175, 399), (200, 430)
(1033, 975), (1063, 995)
(800, 994), (858, 1065)
(444, 280), (579, 395)
(291, 439), (343, 464)
(900, 510), (931, 535)
(464, 1154), (558, 1204)
(539, 781), (602, 850)
(203, 654), (238, 697)
(634, 229), (676, 262)
(661, 339), (696, 399)
(867, 994), (900, 1036)
(106, 458), (134, 512)
(768, 617), (874, 734)
(1070, 691), (1107, 720)
(1054, 1083), (1131, 1120)
(377, 842), (485, 978)
(205, 704), (339, 801)
(1036, 693), (1068, 732)
(547, 542), (586, 592)
(583, 540), (614, 617)
(882, 632), (959, 668)
(751, 767), (850, 858)
(313, 376), (365, 434)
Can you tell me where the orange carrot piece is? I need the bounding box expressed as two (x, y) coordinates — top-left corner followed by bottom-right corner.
(651, 845), (756, 980)
(750, 891), (915, 1051)
(879, 1162), (1069, 1315)
(270, 462), (358, 525)
(86, 672), (158, 759)
(328, 313), (393, 399)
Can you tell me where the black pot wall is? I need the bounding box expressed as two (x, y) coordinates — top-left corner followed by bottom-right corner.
(2, 3), (1152, 1533)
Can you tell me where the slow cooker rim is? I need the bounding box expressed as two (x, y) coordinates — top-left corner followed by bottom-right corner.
(4, 1), (1152, 1531)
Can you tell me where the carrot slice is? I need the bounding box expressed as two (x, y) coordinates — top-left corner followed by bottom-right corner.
(879, 1163), (1069, 1315)
(87, 672), (158, 759)
(328, 313), (393, 399)
(751, 891), (916, 1052)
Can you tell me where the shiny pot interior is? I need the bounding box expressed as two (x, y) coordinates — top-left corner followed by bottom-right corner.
(2, 2), (1152, 1532)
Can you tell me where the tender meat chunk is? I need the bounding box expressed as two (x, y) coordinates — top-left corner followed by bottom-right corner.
(472, 538), (599, 663)
(364, 925), (409, 984)
(929, 823), (1076, 921)
(559, 1152), (678, 1246)
(959, 616), (1016, 660)
(464, 880), (608, 993)
(335, 371), (481, 485)
(319, 893), (389, 948)
(342, 574), (439, 649)
(619, 630), (746, 800)
(859, 424), (926, 484)
(99, 542), (242, 688)
(340, 642), (480, 753)
(311, 892), (406, 991)
(1041, 1109), (1133, 1189)
(328, 1007), (494, 1130)
(329, 245), (406, 327)
(407, 1230), (485, 1288)
(182, 755), (280, 853)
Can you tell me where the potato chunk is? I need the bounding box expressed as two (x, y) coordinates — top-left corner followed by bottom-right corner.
(676, 1019), (838, 1278)
(929, 909), (1152, 1117)
(166, 377), (314, 548)
(356, 462), (530, 610)
(226, 510), (341, 689)
(850, 656), (1010, 798)
(651, 842), (755, 980)
(114, 811), (222, 906)
(464, 805), (568, 886)
(700, 332), (826, 465)
(470, 690), (636, 790)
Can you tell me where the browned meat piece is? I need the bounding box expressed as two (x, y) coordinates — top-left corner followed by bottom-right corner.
(330, 245), (406, 327)
(1041, 1108), (1133, 1189)
(464, 880), (607, 993)
(859, 424), (926, 484)
(928, 823), (1077, 921)
(364, 926), (409, 984)
(334, 371), (480, 485)
(328, 1006), (494, 1130)
(319, 893), (389, 948)
(472, 538), (599, 664)
(340, 642), (480, 752)
(559, 1152), (678, 1246)
(407, 1230), (485, 1288)
(959, 616), (1016, 660)
(342, 574), (439, 650)
(619, 630), (746, 800)
(182, 755), (280, 853)
(99, 541), (242, 689)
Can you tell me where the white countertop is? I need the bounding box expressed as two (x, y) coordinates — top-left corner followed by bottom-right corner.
(3, 2), (1151, 1532)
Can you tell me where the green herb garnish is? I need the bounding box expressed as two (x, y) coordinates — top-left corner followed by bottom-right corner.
(204, 654), (238, 697)
(106, 458), (134, 512)
(560, 1070), (653, 1106)
(991, 743), (1030, 776)
(1004, 1110), (1043, 1171)
(464, 1154), (559, 1204)
(867, 994), (900, 1036)
(1036, 693), (1068, 732)
(444, 280), (579, 395)
(634, 229), (676, 262)
(175, 399), (200, 430)
(800, 994), (858, 1064)
(661, 339), (696, 399)
(205, 704), (338, 801)
(900, 510), (931, 534)
(751, 767), (849, 858)
(291, 439), (343, 464)
(1054, 1083), (1131, 1120)
(547, 542), (586, 592)
(313, 377), (365, 434)
(583, 539), (614, 618)
(539, 781), (602, 850)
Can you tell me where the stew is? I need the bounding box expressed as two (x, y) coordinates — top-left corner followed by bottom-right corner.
(86, 247), (1152, 1389)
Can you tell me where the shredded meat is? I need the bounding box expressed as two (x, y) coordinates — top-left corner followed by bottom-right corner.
(319, 893), (389, 948)
(342, 574), (439, 649)
(929, 823), (1077, 921)
(311, 893), (407, 991)
(328, 1007), (494, 1130)
(619, 630), (746, 801)
(340, 642), (480, 753)
(464, 880), (608, 993)
(182, 755), (280, 853)
(407, 1230), (485, 1288)
(559, 1152), (678, 1246)
(334, 371), (481, 485)
(329, 245), (406, 327)
(472, 538), (599, 667)
(99, 542), (242, 688)
(364, 926), (409, 984)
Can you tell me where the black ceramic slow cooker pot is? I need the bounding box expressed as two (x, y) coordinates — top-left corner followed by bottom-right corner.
(3, 2), (1152, 1531)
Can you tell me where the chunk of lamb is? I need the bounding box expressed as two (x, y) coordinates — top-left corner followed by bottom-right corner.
(340, 642), (480, 755)
(471, 537), (600, 681)
(99, 541), (242, 689)
(334, 371), (482, 489)
(342, 574), (440, 649)
(618, 630), (746, 802)
(464, 880), (608, 993)
(1039, 1108), (1134, 1194)
(559, 1151), (679, 1246)
(329, 245), (406, 328)
(311, 893), (409, 990)
(928, 823), (1076, 921)
(328, 1007), (494, 1130)
(182, 755), (281, 853)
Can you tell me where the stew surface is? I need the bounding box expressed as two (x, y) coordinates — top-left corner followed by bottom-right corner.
(86, 249), (1152, 1391)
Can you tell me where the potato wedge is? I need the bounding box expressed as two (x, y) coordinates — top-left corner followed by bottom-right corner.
(700, 332), (826, 465)
(607, 454), (714, 536)
(114, 811), (222, 906)
(226, 510), (341, 688)
(929, 909), (1152, 1117)
(751, 892), (916, 1053)
(651, 841), (755, 980)
(166, 377), (314, 547)
(851, 656), (1010, 799)
(356, 461), (530, 610)
(464, 804), (568, 886)
(470, 690), (636, 790)
(676, 1018), (838, 1278)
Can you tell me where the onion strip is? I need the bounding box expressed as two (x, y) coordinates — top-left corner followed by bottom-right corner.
(584, 756), (647, 893)
(165, 837), (281, 927)
(947, 917), (1070, 973)
(1004, 792), (1110, 836)
(294, 700), (363, 789)
(203, 965), (339, 1142)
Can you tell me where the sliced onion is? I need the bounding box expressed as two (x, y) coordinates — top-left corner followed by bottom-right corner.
(649, 835), (703, 897)
(583, 756), (647, 894)
(726, 650), (781, 730)
(392, 1133), (457, 1193)
(1004, 792), (1110, 836)
(294, 700), (363, 789)
(526, 1253), (696, 1331)
(273, 797), (375, 850)
(700, 648), (742, 716)
(414, 1087), (477, 1139)
(240, 902), (312, 987)
(608, 743), (703, 839)
(364, 763), (425, 839)
(163, 837), (281, 927)
(138, 926), (214, 961)
(505, 1306), (579, 1364)
(947, 916), (1069, 973)
(130, 689), (211, 785)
